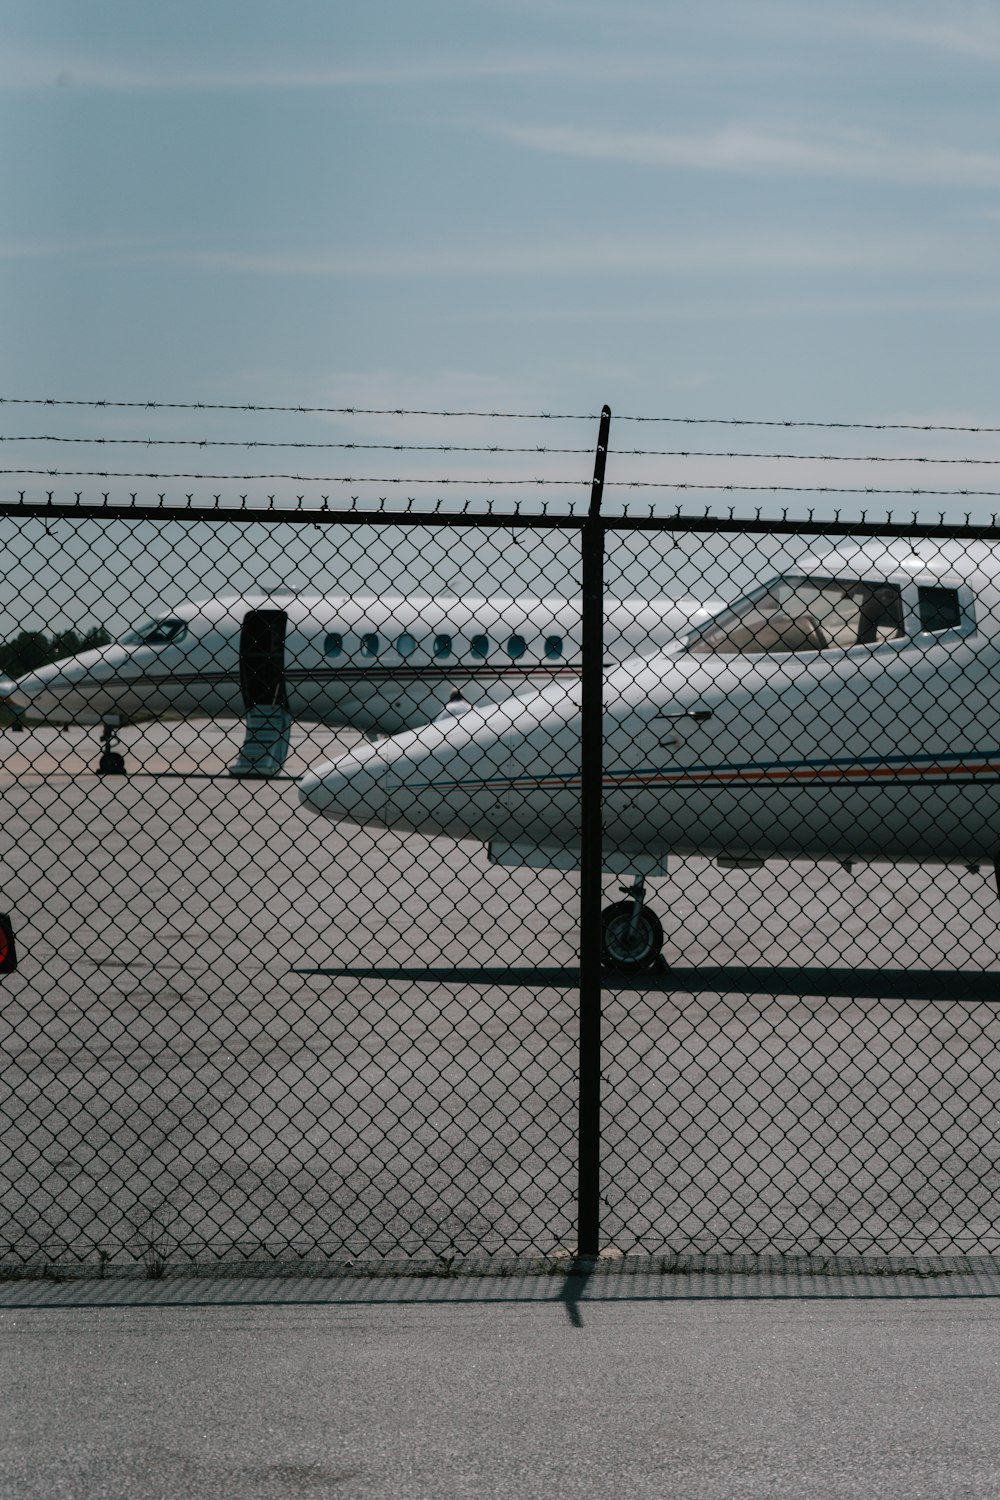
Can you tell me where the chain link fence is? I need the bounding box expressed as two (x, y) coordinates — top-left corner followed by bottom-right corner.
(2, 487), (1000, 1273)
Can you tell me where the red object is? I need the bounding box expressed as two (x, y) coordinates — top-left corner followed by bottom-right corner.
(0, 915), (17, 973)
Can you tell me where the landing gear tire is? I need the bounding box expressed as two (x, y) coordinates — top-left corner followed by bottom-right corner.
(97, 721), (125, 776)
(601, 900), (664, 972)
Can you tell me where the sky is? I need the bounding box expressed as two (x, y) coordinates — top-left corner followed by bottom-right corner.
(4, 0), (1000, 626)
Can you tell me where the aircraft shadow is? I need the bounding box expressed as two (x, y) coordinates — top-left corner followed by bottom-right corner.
(294, 965), (1000, 1003)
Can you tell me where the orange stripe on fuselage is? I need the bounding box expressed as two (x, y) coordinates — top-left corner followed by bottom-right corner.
(473, 760), (1000, 792)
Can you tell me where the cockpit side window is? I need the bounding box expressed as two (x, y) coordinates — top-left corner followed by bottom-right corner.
(918, 587), (962, 634)
(121, 617), (188, 647)
(687, 577), (904, 656)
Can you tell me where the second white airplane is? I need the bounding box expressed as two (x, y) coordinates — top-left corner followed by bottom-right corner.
(5, 591), (721, 773)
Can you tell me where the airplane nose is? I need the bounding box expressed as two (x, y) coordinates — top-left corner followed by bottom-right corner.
(0, 679), (33, 717)
(298, 751), (388, 827)
(6, 670), (64, 720)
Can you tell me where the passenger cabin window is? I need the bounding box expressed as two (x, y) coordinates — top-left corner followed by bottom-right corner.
(433, 634), (452, 659)
(360, 633), (380, 658)
(544, 635), (563, 660)
(918, 587), (962, 634)
(470, 634), (490, 658)
(395, 632), (417, 657)
(688, 577), (904, 656)
(506, 635), (526, 659)
(324, 632), (343, 657)
(122, 617), (188, 647)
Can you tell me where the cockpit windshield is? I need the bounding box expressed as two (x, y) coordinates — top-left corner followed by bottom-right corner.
(121, 617), (188, 647)
(686, 577), (904, 656)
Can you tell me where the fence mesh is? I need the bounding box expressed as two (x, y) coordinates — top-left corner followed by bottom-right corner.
(601, 528), (1000, 1257)
(2, 502), (1000, 1272)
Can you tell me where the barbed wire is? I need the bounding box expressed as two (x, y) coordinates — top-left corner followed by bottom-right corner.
(2, 397), (1000, 433)
(613, 449), (1000, 465)
(1, 469), (587, 483)
(614, 482), (1000, 496)
(0, 399), (598, 419)
(9, 467), (1000, 498)
(4, 435), (1000, 465)
(2, 436), (593, 455)
(618, 417), (1000, 432)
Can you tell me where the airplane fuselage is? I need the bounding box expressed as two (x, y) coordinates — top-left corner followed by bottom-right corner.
(9, 593), (719, 734)
(299, 547), (1000, 869)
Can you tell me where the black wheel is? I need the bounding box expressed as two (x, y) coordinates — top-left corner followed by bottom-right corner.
(98, 751), (126, 775)
(601, 900), (664, 972)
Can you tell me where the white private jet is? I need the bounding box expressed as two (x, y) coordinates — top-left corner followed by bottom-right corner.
(4, 592), (721, 775)
(298, 541), (998, 969)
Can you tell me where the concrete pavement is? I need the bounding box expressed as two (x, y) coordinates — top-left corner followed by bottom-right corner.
(4, 1271), (1000, 1499)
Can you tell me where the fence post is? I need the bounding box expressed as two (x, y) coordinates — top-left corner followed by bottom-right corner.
(577, 404), (610, 1258)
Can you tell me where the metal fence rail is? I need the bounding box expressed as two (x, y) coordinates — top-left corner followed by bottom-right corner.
(3, 413), (1000, 1272)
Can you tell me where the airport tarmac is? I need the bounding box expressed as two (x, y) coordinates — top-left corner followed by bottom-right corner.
(5, 1293), (1000, 1500)
(2, 718), (1000, 1271)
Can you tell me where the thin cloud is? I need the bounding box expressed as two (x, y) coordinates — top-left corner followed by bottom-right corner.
(849, 8), (1000, 62)
(164, 231), (955, 278)
(0, 53), (558, 91)
(0, 235), (149, 260)
(490, 122), (1000, 186)
(459, 293), (1000, 325)
(1, 227), (982, 278)
(0, 48), (734, 94)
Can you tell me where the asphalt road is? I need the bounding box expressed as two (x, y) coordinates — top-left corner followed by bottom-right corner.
(3, 719), (1000, 1269)
(4, 1292), (1000, 1500)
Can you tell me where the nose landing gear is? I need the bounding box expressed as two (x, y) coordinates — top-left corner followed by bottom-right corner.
(600, 876), (666, 972)
(97, 720), (126, 776)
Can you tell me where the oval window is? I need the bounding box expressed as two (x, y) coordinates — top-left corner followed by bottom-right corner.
(433, 634), (453, 659)
(506, 635), (526, 659)
(470, 634), (490, 659)
(360, 633), (380, 658)
(324, 632), (343, 658)
(395, 632), (417, 657)
(544, 635), (563, 660)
